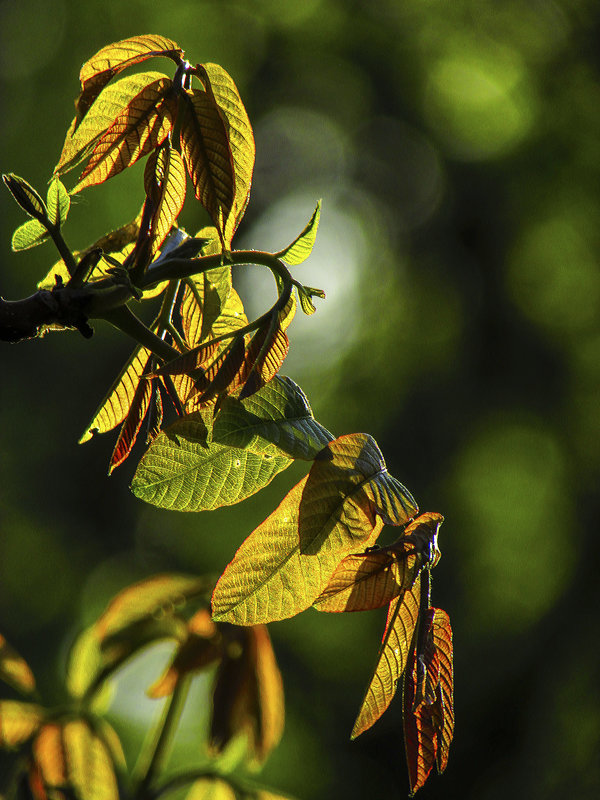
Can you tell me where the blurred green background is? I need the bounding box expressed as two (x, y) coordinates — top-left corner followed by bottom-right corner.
(2, 1), (600, 798)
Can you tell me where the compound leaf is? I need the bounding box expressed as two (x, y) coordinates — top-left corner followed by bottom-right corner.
(275, 200), (321, 265)
(351, 576), (421, 739)
(0, 634), (36, 695)
(0, 701), (45, 748)
(213, 375), (333, 459)
(131, 410), (291, 511)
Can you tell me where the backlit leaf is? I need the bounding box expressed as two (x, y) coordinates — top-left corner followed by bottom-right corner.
(144, 143), (187, 259)
(213, 375), (333, 459)
(31, 720), (118, 800)
(275, 200), (321, 265)
(2, 174), (47, 222)
(351, 576), (421, 739)
(56, 72), (169, 177)
(181, 262), (233, 346)
(0, 701), (44, 748)
(180, 88), (235, 243)
(198, 63), (255, 245)
(249, 624), (285, 765)
(79, 345), (151, 443)
(131, 410), (291, 511)
(0, 634), (36, 694)
(46, 177), (70, 226)
(76, 34), (183, 123)
(108, 374), (154, 474)
(186, 778), (236, 800)
(211, 432), (414, 625)
(11, 219), (48, 251)
(73, 77), (176, 192)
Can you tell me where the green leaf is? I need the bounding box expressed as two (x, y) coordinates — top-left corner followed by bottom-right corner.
(275, 200), (321, 265)
(213, 375), (334, 459)
(296, 284), (326, 316)
(131, 410), (291, 511)
(11, 219), (49, 251)
(2, 174), (48, 222)
(46, 176), (71, 226)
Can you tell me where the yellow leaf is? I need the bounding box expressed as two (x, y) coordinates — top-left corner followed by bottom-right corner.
(144, 143), (187, 259)
(0, 701), (44, 748)
(0, 634), (36, 694)
(351, 575), (421, 739)
(186, 778), (237, 800)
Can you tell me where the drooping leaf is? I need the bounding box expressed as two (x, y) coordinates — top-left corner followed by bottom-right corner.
(75, 34), (183, 123)
(213, 375), (333, 460)
(46, 177), (71, 226)
(79, 345), (151, 443)
(275, 200), (321, 265)
(55, 72), (170, 177)
(0, 634), (36, 694)
(351, 576), (421, 739)
(30, 720), (119, 800)
(179, 88), (235, 243)
(131, 409), (291, 511)
(108, 374), (154, 474)
(143, 143), (187, 260)
(211, 432), (416, 625)
(2, 174), (48, 222)
(197, 63), (255, 245)
(248, 624), (285, 766)
(11, 219), (49, 251)
(296, 284), (326, 316)
(72, 77), (176, 192)
(0, 701), (45, 748)
(314, 513), (444, 613)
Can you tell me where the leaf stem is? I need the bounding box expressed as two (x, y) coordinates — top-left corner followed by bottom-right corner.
(100, 306), (180, 362)
(48, 224), (78, 277)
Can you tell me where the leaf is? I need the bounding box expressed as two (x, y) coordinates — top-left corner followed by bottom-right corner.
(108, 374), (154, 474)
(143, 143), (187, 260)
(198, 63), (255, 245)
(76, 34), (183, 123)
(0, 634), (36, 694)
(181, 261), (233, 346)
(211, 432), (415, 625)
(186, 778), (237, 800)
(31, 720), (119, 800)
(11, 219), (49, 251)
(72, 76), (176, 192)
(2, 174), (48, 222)
(0, 701), (45, 748)
(314, 512), (444, 613)
(131, 410), (291, 511)
(351, 576), (421, 739)
(213, 375), (333, 460)
(46, 177), (70, 226)
(275, 200), (321, 265)
(55, 71), (170, 177)
(79, 345), (151, 443)
(179, 88), (235, 243)
(297, 284), (326, 316)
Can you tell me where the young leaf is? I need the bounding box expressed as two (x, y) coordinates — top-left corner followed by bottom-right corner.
(0, 634), (36, 695)
(179, 88), (236, 243)
(296, 284), (326, 316)
(75, 34), (183, 123)
(275, 200), (321, 265)
(131, 410), (292, 511)
(72, 77), (176, 192)
(351, 576), (421, 739)
(0, 701), (45, 748)
(11, 219), (49, 252)
(143, 143), (187, 260)
(55, 71), (170, 177)
(2, 174), (48, 222)
(210, 433), (414, 626)
(180, 262), (233, 346)
(198, 63), (255, 245)
(108, 374), (154, 474)
(212, 375), (334, 460)
(46, 177), (70, 226)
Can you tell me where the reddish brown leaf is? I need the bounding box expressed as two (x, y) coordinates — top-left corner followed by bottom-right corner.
(108, 374), (153, 474)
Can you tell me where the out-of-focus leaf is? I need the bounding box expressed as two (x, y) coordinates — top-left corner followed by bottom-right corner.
(213, 375), (333, 459)
(2, 174), (47, 222)
(0, 701), (45, 748)
(131, 410), (291, 511)
(313, 513), (443, 612)
(275, 200), (321, 265)
(198, 63), (255, 245)
(351, 576), (421, 739)
(144, 143), (186, 260)
(79, 346), (151, 443)
(180, 88), (235, 244)
(0, 634), (36, 694)
(211, 433), (413, 625)
(55, 72), (169, 177)
(108, 374), (154, 474)
(31, 720), (118, 800)
(46, 177), (70, 226)
(185, 778), (237, 800)
(147, 609), (220, 698)
(11, 219), (48, 251)
(249, 624), (285, 766)
(76, 34), (183, 123)
(72, 77), (176, 192)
